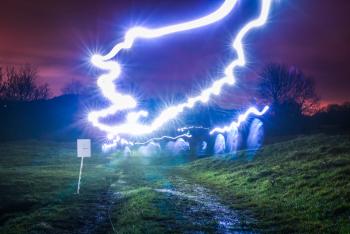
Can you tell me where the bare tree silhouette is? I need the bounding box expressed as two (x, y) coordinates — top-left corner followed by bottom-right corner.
(258, 63), (319, 116)
(0, 65), (50, 101)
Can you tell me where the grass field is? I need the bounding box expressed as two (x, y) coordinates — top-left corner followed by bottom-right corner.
(0, 134), (350, 233)
(0, 141), (252, 233)
(179, 134), (350, 233)
(0, 141), (116, 233)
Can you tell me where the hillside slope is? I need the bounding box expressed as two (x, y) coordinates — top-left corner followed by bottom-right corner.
(180, 134), (350, 233)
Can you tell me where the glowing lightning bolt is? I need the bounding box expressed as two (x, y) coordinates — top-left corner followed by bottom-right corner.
(134, 133), (192, 146)
(102, 133), (192, 151)
(177, 126), (209, 132)
(102, 136), (134, 152)
(88, 0), (272, 138)
(210, 106), (269, 134)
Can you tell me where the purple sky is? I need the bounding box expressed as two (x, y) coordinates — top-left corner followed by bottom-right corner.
(0, 0), (349, 106)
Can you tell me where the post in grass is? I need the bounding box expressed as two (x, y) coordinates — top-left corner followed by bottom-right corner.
(76, 139), (91, 194)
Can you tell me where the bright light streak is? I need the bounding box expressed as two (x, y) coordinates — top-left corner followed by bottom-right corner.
(102, 140), (118, 152)
(102, 136), (134, 152)
(134, 133), (192, 146)
(210, 106), (269, 134)
(88, 0), (272, 137)
(177, 126), (209, 132)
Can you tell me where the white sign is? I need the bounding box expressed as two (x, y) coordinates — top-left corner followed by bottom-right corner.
(77, 139), (91, 158)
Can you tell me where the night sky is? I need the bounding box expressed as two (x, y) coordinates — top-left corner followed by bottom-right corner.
(0, 0), (349, 106)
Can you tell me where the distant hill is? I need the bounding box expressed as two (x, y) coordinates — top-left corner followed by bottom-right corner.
(0, 95), (243, 141)
(0, 95), (85, 141)
(1, 94), (349, 141)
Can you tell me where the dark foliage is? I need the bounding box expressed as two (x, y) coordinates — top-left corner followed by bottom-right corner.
(311, 102), (350, 132)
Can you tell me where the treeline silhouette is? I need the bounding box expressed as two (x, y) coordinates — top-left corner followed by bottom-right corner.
(0, 64), (349, 141)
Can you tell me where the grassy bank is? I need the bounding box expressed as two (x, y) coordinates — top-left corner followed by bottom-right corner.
(179, 134), (350, 233)
(0, 140), (115, 233)
(2, 135), (350, 233)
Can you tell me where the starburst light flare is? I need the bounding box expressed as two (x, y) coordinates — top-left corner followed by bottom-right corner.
(88, 0), (272, 138)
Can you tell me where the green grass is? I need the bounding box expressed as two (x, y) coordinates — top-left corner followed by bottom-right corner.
(1, 135), (350, 233)
(0, 140), (116, 233)
(0, 142), (194, 233)
(105, 156), (204, 233)
(106, 156), (171, 233)
(179, 134), (350, 233)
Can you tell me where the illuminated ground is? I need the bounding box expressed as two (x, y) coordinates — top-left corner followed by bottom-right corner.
(104, 156), (254, 233)
(180, 134), (350, 233)
(0, 141), (253, 233)
(0, 135), (349, 233)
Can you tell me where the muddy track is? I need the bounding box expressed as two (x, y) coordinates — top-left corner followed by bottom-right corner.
(154, 176), (257, 233)
(77, 156), (257, 233)
(78, 188), (119, 234)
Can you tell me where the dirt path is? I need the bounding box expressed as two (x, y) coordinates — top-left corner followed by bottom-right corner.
(81, 156), (257, 233)
(155, 176), (256, 233)
(78, 189), (119, 234)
